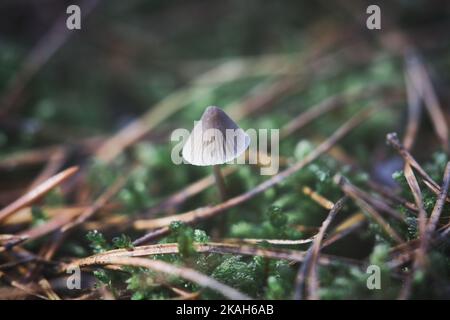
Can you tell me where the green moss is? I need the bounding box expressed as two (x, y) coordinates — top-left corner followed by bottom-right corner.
(86, 230), (110, 254)
(31, 206), (49, 227)
(112, 234), (134, 249)
(210, 255), (265, 297)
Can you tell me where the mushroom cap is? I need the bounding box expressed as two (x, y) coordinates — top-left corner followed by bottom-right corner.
(182, 106), (250, 166)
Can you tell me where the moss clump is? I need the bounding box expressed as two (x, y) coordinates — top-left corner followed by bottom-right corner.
(210, 255), (265, 298)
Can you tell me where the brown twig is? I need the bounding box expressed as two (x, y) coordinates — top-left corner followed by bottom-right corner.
(68, 256), (250, 300)
(222, 238), (313, 246)
(0, 271), (48, 300)
(0, 137), (102, 171)
(38, 278), (61, 300)
(68, 242), (361, 271)
(335, 175), (404, 221)
(397, 163), (428, 300)
(366, 180), (417, 213)
(322, 212), (366, 247)
(293, 196), (348, 300)
(387, 132), (448, 201)
(406, 53), (449, 151)
(403, 164), (427, 267)
(302, 186), (334, 210)
(142, 166), (236, 217)
(335, 174), (404, 244)
(281, 85), (387, 138)
(424, 162), (450, 250)
(3, 208), (84, 249)
(27, 148), (67, 192)
(0, 167), (78, 224)
(403, 54), (423, 151)
(61, 169), (131, 233)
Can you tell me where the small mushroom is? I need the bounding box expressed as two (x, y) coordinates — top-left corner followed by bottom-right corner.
(182, 106), (250, 200)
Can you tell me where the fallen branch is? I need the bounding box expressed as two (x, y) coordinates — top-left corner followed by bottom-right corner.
(68, 256), (250, 300)
(406, 53), (449, 151)
(334, 174), (404, 244)
(293, 196), (348, 300)
(425, 162), (450, 245)
(398, 163), (428, 299)
(0, 167), (78, 224)
(403, 54), (423, 150)
(61, 168), (132, 233)
(387, 133), (446, 199)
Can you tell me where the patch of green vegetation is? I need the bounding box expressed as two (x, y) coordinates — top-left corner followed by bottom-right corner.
(86, 230), (110, 254)
(31, 206), (49, 227)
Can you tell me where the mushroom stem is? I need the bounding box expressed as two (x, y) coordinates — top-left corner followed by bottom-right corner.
(212, 165), (227, 201)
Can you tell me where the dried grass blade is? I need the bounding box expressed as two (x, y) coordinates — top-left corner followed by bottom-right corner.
(293, 196), (347, 300)
(403, 58), (422, 150)
(335, 175), (404, 244)
(0, 167), (78, 224)
(70, 256), (250, 300)
(407, 54), (449, 151)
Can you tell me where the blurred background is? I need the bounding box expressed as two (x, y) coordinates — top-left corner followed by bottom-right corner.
(0, 0), (448, 146)
(2, 0), (450, 203)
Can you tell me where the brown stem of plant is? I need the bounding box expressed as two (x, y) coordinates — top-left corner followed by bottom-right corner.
(212, 165), (227, 202)
(69, 256), (251, 300)
(293, 196), (348, 300)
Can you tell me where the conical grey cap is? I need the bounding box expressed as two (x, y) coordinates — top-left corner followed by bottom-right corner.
(182, 106), (250, 166)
